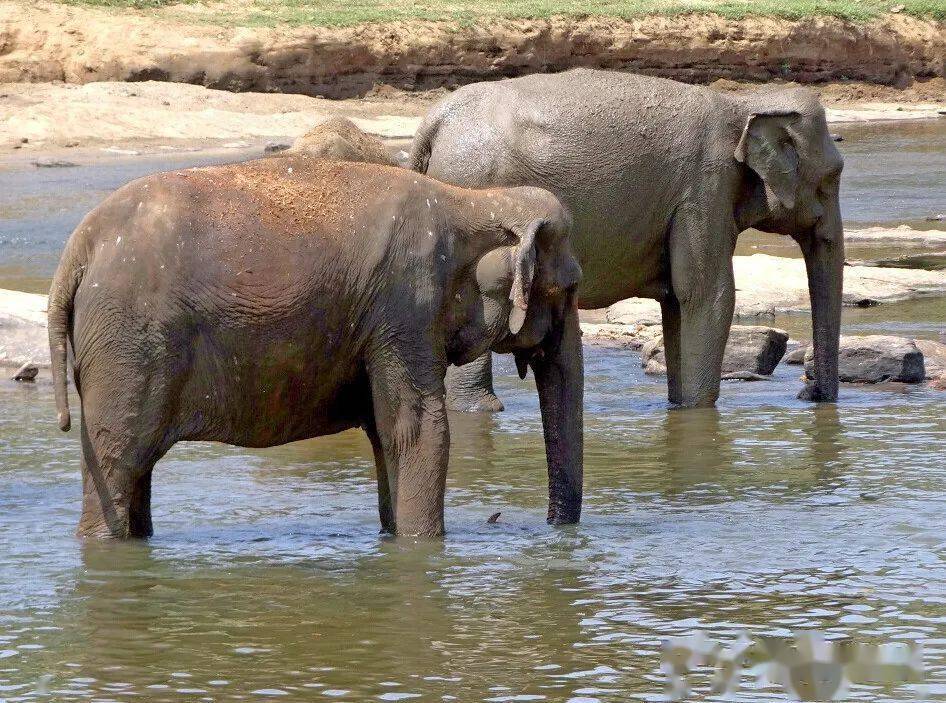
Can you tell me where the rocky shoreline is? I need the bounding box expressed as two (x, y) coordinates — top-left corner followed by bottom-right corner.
(6, 249), (945, 389)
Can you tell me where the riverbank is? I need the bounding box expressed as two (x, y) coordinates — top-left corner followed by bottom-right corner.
(2, 78), (944, 155)
(2, 1), (946, 100)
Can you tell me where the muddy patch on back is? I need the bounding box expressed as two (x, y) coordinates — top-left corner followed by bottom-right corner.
(171, 158), (377, 236)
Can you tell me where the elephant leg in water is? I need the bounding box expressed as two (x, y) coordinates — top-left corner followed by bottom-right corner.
(659, 207), (737, 407)
(446, 206), (737, 412)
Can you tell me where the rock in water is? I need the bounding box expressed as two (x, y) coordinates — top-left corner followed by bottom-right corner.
(12, 362), (38, 382)
(914, 338), (946, 379)
(641, 335), (667, 375)
(723, 326), (789, 375)
(805, 335), (925, 384)
(783, 345), (808, 365)
(641, 325), (789, 377)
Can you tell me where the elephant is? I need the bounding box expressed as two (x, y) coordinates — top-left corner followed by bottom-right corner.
(47, 156), (583, 539)
(411, 69), (844, 411)
(285, 116), (396, 165)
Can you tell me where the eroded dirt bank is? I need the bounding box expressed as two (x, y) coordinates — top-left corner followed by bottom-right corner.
(1, 2), (945, 98)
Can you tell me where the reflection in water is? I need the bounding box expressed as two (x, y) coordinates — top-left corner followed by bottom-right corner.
(1, 349), (944, 702)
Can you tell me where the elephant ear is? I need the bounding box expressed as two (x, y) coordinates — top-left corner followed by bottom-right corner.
(508, 219), (542, 334)
(734, 111), (801, 211)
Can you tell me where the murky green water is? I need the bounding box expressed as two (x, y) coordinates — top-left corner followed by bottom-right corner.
(2, 355), (945, 701)
(1, 121), (945, 701)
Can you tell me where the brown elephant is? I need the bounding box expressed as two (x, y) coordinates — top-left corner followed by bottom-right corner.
(48, 157), (583, 539)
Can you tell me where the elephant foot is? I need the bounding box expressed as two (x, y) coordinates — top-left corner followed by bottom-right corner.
(797, 382), (837, 402)
(446, 389), (505, 413)
(547, 509), (581, 526)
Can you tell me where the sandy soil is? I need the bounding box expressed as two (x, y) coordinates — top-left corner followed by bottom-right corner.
(0, 80), (428, 154)
(1, 77), (943, 156)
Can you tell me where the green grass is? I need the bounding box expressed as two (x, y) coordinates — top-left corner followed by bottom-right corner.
(52, 0), (946, 26)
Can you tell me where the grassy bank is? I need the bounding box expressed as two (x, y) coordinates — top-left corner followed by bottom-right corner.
(52, 0), (946, 27)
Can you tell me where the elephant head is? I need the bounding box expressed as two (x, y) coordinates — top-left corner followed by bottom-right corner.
(445, 186), (584, 524)
(733, 89), (845, 402)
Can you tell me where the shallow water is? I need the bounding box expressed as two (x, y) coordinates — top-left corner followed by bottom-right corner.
(1, 121), (945, 293)
(1, 352), (945, 701)
(1, 121), (945, 701)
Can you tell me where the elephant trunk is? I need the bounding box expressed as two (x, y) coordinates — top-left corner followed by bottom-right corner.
(799, 205), (844, 402)
(531, 301), (583, 524)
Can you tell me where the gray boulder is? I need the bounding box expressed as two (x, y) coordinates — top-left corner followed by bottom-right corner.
(783, 345), (808, 365)
(641, 325), (789, 377)
(804, 335), (925, 384)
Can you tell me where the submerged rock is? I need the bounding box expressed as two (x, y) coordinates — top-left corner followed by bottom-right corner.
(914, 338), (946, 379)
(12, 362), (38, 382)
(783, 345), (808, 365)
(641, 325), (789, 377)
(723, 326), (789, 375)
(805, 335), (925, 384)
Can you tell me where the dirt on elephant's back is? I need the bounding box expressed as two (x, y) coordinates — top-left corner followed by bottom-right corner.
(1, 3), (944, 98)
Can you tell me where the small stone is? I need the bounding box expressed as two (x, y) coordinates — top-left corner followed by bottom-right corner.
(31, 159), (78, 168)
(64, 140), (80, 148)
(12, 362), (38, 382)
(830, 133), (844, 142)
(487, 512), (501, 524)
(925, 214), (944, 222)
(264, 142), (291, 153)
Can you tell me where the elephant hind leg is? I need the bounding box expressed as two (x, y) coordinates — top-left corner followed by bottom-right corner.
(77, 415), (168, 539)
(445, 353), (504, 413)
(74, 363), (178, 539)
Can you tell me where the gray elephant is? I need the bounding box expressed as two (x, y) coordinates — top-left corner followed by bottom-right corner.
(48, 157), (583, 539)
(411, 69), (843, 410)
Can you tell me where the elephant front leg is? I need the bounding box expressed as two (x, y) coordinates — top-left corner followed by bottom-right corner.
(660, 295), (683, 406)
(369, 354), (450, 537)
(445, 353), (504, 413)
(364, 420), (396, 534)
(668, 211), (737, 408)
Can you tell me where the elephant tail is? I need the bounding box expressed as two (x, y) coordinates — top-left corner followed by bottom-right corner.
(48, 234), (85, 432)
(409, 102), (448, 174)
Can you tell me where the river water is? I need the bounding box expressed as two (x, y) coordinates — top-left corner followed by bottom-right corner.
(0, 121), (945, 702)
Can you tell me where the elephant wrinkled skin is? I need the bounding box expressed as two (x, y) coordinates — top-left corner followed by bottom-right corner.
(412, 69), (844, 410)
(48, 157), (583, 539)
